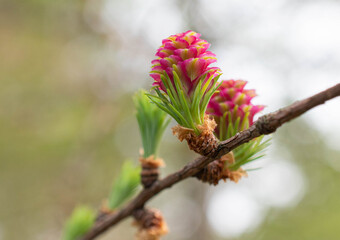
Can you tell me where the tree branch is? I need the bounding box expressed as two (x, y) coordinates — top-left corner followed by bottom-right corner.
(81, 83), (340, 240)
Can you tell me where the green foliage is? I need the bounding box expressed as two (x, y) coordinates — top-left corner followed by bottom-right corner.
(230, 136), (270, 171)
(219, 113), (271, 170)
(108, 161), (141, 210)
(147, 70), (221, 135)
(134, 90), (170, 158)
(63, 205), (95, 240)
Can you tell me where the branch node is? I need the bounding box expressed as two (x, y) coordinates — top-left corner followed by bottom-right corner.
(140, 156), (164, 188)
(195, 152), (247, 185)
(172, 116), (219, 156)
(256, 114), (277, 134)
(133, 208), (168, 240)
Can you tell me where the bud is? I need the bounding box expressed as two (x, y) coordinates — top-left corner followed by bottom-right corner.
(139, 155), (164, 188)
(133, 208), (168, 240)
(63, 205), (95, 240)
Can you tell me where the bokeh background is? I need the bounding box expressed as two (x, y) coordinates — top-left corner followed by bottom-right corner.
(1, 0), (340, 239)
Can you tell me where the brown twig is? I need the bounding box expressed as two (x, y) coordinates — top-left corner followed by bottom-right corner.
(81, 83), (340, 240)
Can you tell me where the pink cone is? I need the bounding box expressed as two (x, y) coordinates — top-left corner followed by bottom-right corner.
(150, 31), (221, 97)
(207, 80), (264, 132)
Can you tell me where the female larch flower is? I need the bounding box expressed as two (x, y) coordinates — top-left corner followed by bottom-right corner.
(196, 79), (269, 184)
(148, 30), (222, 156)
(150, 30), (221, 97)
(207, 79), (264, 139)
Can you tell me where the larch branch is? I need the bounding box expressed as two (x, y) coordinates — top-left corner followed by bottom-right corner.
(81, 83), (340, 240)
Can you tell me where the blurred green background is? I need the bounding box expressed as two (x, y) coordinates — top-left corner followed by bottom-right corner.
(1, 0), (340, 239)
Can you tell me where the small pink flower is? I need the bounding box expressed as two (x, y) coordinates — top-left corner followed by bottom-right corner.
(150, 31), (221, 97)
(207, 80), (264, 132)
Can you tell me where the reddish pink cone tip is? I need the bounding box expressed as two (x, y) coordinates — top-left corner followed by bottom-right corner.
(151, 30), (221, 97)
(207, 80), (264, 131)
